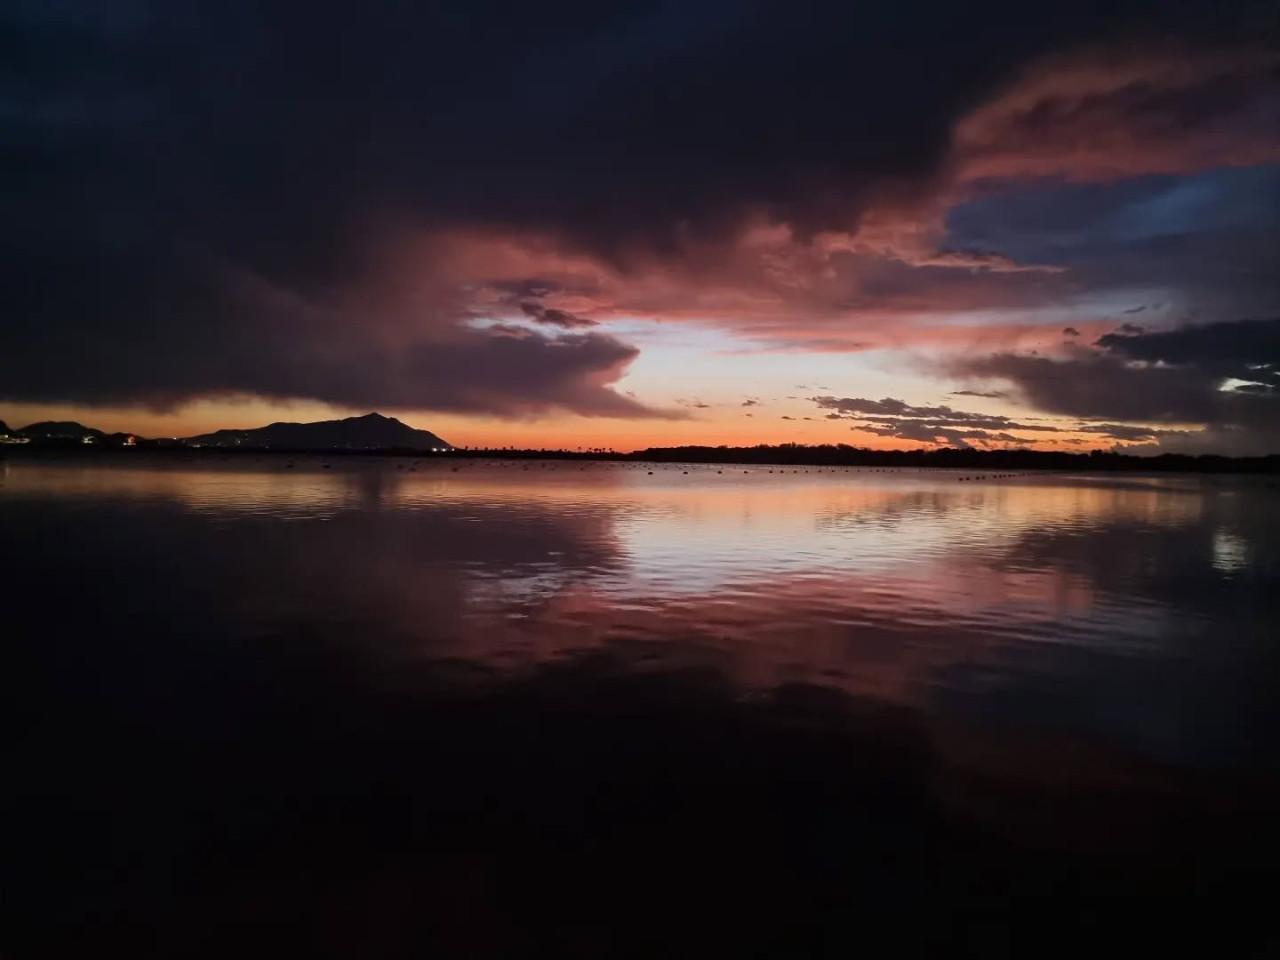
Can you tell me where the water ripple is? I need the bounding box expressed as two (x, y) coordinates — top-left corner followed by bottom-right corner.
(4, 456), (1278, 768)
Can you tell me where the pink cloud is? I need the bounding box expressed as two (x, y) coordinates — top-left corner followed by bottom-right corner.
(951, 46), (1280, 183)
(351, 44), (1278, 373)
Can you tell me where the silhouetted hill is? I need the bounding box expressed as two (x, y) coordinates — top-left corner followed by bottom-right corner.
(0, 419), (10, 435)
(17, 421), (107, 441)
(184, 412), (451, 451)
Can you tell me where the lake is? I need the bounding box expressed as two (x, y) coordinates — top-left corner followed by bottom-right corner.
(6, 455), (1279, 955)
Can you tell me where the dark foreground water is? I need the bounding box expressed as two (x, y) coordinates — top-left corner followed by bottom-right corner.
(6, 455), (1279, 956)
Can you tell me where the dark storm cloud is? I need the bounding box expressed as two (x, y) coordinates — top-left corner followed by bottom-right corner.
(857, 422), (1032, 448)
(950, 317), (1280, 450)
(1096, 317), (1280, 386)
(1077, 423), (1193, 442)
(951, 390), (1009, 399)
(811, 397), (1056, 430)
(2, 0), (1277, 413)
(814, 397), (920, 417)
(809, 388), (1225, 448)
(954, 352), (1218, 422)
(812, 395), (1066, 446)
(859, 414), (1061, 433)
(0, 253), (660, 417)
(519, 302), (599, 329)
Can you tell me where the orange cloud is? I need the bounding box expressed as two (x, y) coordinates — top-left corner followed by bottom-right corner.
(381, 219), (1074, 347)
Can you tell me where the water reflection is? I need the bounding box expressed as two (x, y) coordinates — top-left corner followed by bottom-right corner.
(8, 456), (1280, 954)
(3, 456), (1278, 769)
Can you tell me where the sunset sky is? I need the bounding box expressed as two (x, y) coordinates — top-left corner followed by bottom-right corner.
(3, 1), (1278, 453)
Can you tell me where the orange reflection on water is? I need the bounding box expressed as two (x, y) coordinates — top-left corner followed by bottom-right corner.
(5, 454), (1276, 767)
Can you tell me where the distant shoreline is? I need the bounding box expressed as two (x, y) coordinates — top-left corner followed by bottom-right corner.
(5, 442), (1279, 475)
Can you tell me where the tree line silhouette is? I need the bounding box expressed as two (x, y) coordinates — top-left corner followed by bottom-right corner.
(11, 439), (1279, 473)
(455, 443), (1280, 474)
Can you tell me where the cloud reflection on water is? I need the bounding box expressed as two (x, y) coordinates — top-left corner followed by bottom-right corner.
(3, 457), (1277, 768)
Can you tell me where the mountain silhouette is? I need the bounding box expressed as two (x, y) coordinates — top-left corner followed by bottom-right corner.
(184, 413), (451, 451)
(17, 421), (107, 440)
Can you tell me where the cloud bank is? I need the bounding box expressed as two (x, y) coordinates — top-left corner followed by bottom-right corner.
(1, 1), (1277, 441)
(948, 317), (1280, 452)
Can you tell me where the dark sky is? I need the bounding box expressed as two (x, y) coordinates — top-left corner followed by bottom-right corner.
(2, 1), (1278, 450)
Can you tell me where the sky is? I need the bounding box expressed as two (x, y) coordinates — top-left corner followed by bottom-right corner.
(2, 0), (1278, 453)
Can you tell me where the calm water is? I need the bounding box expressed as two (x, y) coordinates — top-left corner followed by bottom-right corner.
(7, 455), (1280, 955)
(7, 455), (1276, 769)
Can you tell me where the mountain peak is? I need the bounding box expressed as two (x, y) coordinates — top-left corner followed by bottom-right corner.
(18, 421), (106, 439)
(185, 414), (449, 451)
